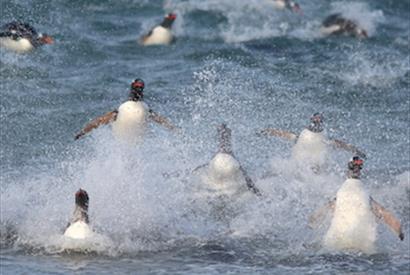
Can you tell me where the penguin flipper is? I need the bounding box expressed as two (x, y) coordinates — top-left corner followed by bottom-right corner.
(330, 139), (367, 159)
(149, 109), (180, 132)
(192, 163), (207, 174)
(64, 222), (71, 231)
(146, 29), (153, 37)
(257, 128), (297, 141)
(75, 110), (118, 140)
(239, 166), (262, 196)
(370, 197), (404, 240)
(308, 198), (336, 229)
(139, 29), (153, 45)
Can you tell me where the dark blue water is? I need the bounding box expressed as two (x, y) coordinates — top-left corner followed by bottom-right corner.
(1, 0), (409, 274)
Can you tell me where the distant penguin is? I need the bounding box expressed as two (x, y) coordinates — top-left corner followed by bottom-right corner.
(273, 0), (302, 13)
(259, 113), (366, 171)
(197, 124), (261, 197)
(321, 13), (368, 38)
(0, 21), (53, 53)
(310, 157), (404, 253)
(75, 79), (178, 144)
(140, 13), (177, 46)
(64, 189), (93, 240)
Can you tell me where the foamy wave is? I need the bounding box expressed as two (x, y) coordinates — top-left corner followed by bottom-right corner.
(1, 58), (408, 256)
(164, 0), (386, 42)
(164, 0), (305, 42)
(339, 52), (409, 87)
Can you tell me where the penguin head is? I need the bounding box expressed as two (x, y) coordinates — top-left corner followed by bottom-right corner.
(37, 33), (54, 45)
(161, 13), (177, 29)
(347, 156), (364, 179)
(75, 189), (89, 210)
(217, 123), (233, 154)
(307, 113), (324, 133)
(166, 13), (177, 21)
(355, 28), (368, 39)
(129, 78), (145, 101)
(344, 19), (367, 39)
(5, 21), (54, 45)
(288, 1), (302, 13)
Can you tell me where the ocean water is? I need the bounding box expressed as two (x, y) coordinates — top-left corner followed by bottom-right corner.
(1, 0), (409, 274)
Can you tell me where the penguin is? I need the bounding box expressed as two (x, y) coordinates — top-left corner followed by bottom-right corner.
(195, 124), (261, 197)
(272, 0), (302, 13)
(321, 13), (368, 39)
(259, 113), (366, 171)
(74, 79), (178, 144)
(64, 189), (93, 240)
(139, 13), (177, 46)
(0, 21), (53, 53)
(309, 157), (404, 253)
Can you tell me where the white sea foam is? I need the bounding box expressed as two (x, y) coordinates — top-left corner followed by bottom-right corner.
(163, 0), (386, 42)
(339, 51), (410, 87)
(164, 0), (306, 42)
(1, 59), (408, 256)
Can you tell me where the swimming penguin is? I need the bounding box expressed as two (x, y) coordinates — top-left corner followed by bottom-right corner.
(64, 189), (93, 240)
(309, 157), (404, 253)
(321, 13), (368, 39)
(272, 0), (302, 13)
(139, 13), (177, 46)
(74, 79), (178, 144)
(259, 113), (366, 170)
(0, 21), (53, 53)
(195, 124), (262, 197)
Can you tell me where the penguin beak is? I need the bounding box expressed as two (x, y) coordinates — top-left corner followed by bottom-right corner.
(167, 13), (177, 21)
(40, 35), (54, 44)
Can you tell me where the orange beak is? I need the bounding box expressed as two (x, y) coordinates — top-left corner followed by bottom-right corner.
(167, 13), (177, 20)
(41, 35), (54, 44)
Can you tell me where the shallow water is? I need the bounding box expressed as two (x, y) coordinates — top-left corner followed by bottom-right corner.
(1, 0), (409, 274)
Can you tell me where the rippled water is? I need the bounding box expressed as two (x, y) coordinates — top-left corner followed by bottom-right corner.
(1, 0), (409, 274)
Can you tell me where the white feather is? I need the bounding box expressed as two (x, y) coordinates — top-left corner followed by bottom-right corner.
(64, 221), (93, 240)
(320, 25), (342, 35)
(324, 178), (377, 253)
(274, 0), (287, 9)
(202, 153), (245, 196)
(0, 37), (34, 53)
(142, 26), (173, 46)
(291, 129), (328, 167)
(112, 101), (148, 144)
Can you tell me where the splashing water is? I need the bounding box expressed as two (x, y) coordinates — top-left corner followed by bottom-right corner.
(0, 0), (409, 273)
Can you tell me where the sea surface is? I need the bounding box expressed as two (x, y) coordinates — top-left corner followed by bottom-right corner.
(1, 0), (409, 274)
